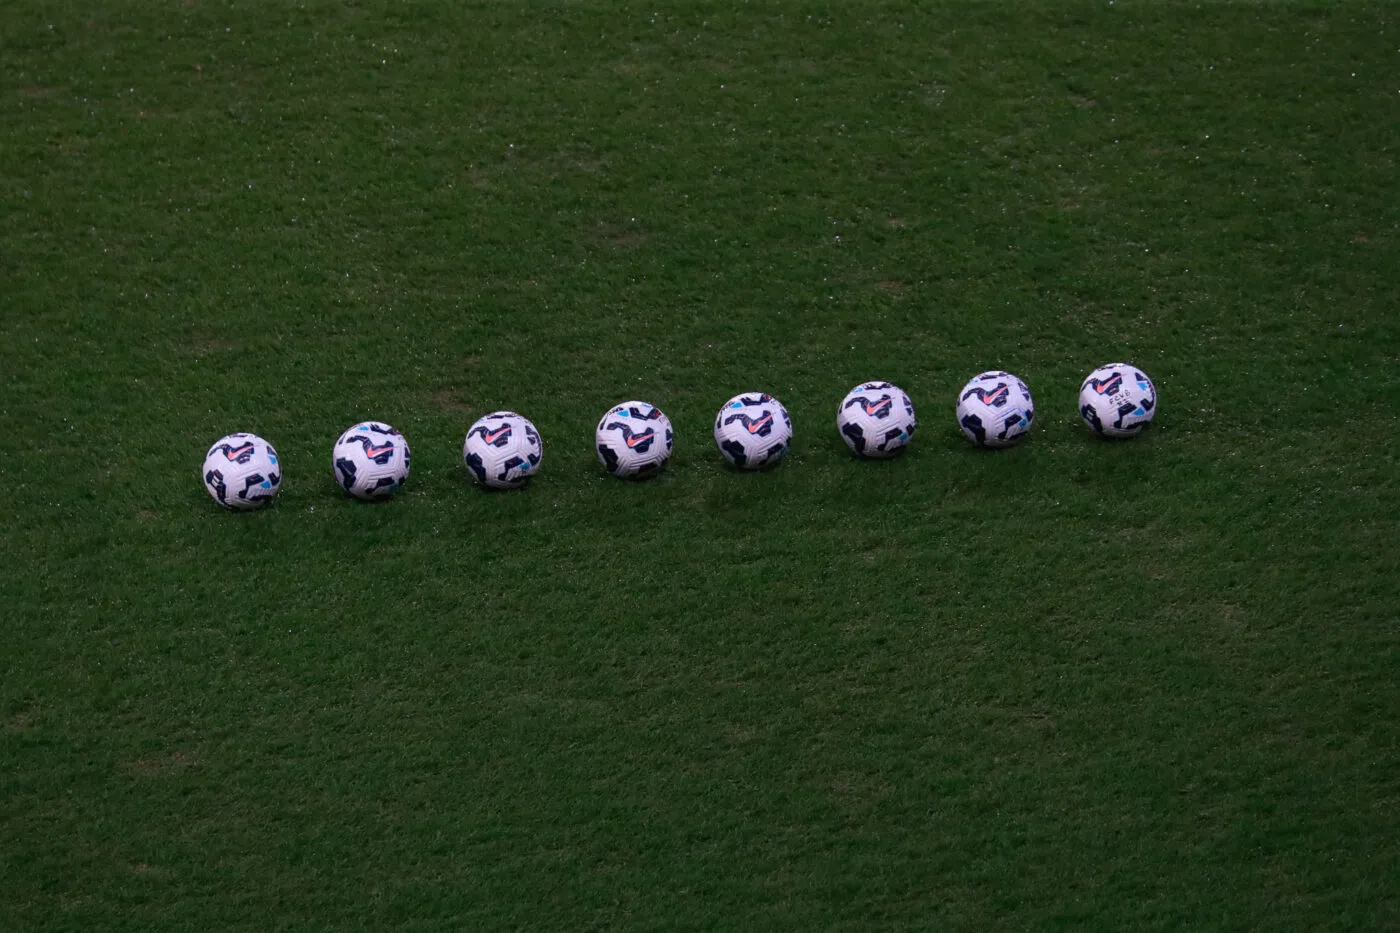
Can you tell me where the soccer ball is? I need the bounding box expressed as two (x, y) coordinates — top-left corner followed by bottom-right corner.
(463, 411), (543, 489)
(713, 392), (792, 469)
(1080, 363), (1157, 437)
(332, 421), (410, 499)
(596, 400), (673, 479)
(202, 432), (281, 510)
(956, 371), (1035, 448)
(837, 381), (917, 458)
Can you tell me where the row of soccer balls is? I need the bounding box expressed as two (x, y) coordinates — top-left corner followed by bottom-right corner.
(201, 363), (1157, 509)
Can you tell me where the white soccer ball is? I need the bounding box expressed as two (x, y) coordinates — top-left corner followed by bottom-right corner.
(463, 411), (543, 490)
(837, 381), (917, 458)
(956, 371), (1035, 448)
(202, 432), (282, 510)
(332, 421), (411, 499)
(713, 392), (792, 470)
(1079, 363), (1157, 437)
(596, 400), (673, 479)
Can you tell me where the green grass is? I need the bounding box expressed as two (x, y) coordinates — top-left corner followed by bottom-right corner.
(2, 1), (1398, 929)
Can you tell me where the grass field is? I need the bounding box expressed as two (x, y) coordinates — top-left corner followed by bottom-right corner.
(3, 1), (1398, 929)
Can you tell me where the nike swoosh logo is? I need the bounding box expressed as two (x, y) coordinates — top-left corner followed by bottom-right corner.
(483, 428), (510, 444)
(863, 400), (892, 416)
(223, 444), (254, 460)
(625, 432), (654, 448)
(746, 415), (772, 434)
(365, 444), (394, 458)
